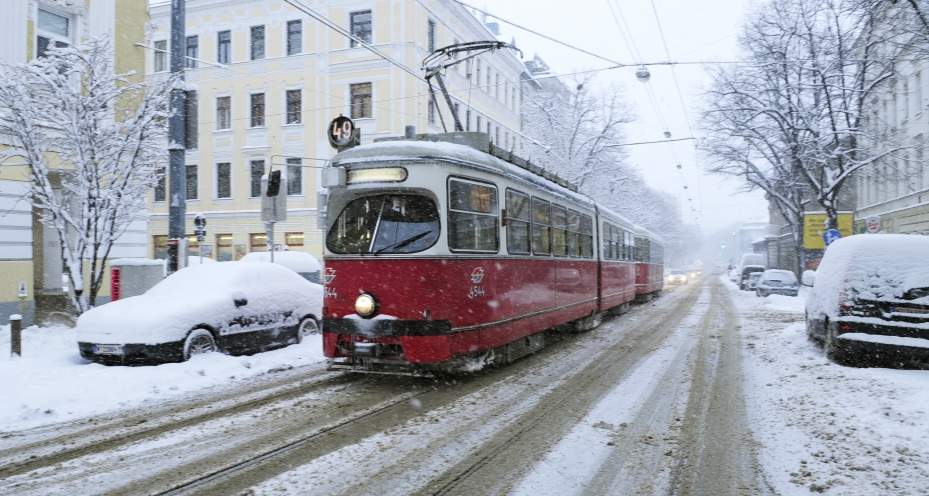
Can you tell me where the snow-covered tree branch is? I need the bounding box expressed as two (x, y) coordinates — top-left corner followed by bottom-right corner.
(0, 36), (173, 313)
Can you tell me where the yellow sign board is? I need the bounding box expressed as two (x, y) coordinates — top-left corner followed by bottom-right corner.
(803, 213), (853, 249)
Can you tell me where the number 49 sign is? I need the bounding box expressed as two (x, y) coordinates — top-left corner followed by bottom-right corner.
(328, 115), (356, 149)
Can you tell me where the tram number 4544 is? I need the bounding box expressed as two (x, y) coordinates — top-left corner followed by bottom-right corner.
(469, 286), (485, 299)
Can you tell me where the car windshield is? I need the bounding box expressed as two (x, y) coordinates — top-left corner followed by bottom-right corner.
(671, 270), (686, 275)
(326, 194), (440, 254)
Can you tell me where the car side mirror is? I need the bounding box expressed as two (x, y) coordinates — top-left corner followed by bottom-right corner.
(232, 290), (248, 307)
(801, 270), (816, 287)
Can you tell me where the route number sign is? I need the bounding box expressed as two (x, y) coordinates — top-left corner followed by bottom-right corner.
(328, 116), (355, 148)
(866, 216), (881, 233)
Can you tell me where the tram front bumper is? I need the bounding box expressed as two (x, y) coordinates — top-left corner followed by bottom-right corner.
(323, 318), (454, 363)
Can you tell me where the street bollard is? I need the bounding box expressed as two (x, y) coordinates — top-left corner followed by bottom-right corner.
(10, 314), (22, 357)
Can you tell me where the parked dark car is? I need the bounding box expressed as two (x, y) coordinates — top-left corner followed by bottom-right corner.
(746, 272), (763, 291)
(755, 269), (799, 297)
(805, 234), (929, 368)
(739, 265), (766, 290)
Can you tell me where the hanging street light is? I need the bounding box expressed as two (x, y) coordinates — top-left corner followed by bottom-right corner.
(635, 66), (651, 83)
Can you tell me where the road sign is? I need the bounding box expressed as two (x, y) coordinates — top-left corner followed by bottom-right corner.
(328, 116), (357, 149)
(823, 229), (842, 246)
(865, 216), (881, 233)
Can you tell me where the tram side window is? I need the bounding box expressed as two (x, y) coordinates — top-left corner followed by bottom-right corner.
(506, 189), (530, 254)
(552, 205), (568, 257)
(566, 209), (580, 257)
(531, 197), (551, 255)
(580, 214), (593, 258)
(635, 237), (650, 263)
(611, 225), (621, 259)
(602, 223), (613, 260)
(448, 179), (498, 252)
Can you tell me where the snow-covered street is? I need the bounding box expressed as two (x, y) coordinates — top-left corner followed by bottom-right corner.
(1, 277), (927, 495)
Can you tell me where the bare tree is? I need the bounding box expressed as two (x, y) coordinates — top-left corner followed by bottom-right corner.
(0, 36), (173, 313)
(701, 0), (912, 272)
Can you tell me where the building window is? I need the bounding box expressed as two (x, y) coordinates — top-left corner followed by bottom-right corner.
(251, 25), (265, 60)
(495, 126), (500, 145)
(495, 73), (500, 99)
(216, 162), (231, 199)
(217, 30), (231, 64)
(153, 235), (168, 260)
(154, 165), (166, 202)
(185, 35), (198, 68)
(216, 96), (231, 130)
(428, 93), (436, 125)
(186, 164), (198, 200)
(216, 234), (233, 261)
(427, 19), (436, 52)
(249, 233), (268, 252)
(476, 115), (481, 134)
(287, 158), (302, 196)
(37, 9), (70, 59)
(250, 93), (265, 127)
(154, 40), (168, 72)
(448, 179), (498, 252)
(475, 59), (481, 87)
(350, 83), (372, 119)
(285, 232), (304, 249)
(287, 20), (302, 55)
(286, 89), (302, 124)
(185, 90), (198, 149)
(350, 10), (372, 46)
(486, 67), (492, 90)
(250, 160), (264, 197)
(466, 109), (471, 131)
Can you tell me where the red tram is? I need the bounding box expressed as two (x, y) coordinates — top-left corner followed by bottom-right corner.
(321, 132), (662, 373)
(634, 227), (665, 302)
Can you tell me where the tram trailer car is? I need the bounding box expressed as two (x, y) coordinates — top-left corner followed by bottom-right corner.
(321, 131), (640, 373)
(634, 227), (665, 302)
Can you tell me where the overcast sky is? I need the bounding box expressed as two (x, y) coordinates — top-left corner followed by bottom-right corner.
(477, 0), (769, 233)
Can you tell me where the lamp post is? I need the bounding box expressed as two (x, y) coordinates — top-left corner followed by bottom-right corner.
(167, 0), (187, 274)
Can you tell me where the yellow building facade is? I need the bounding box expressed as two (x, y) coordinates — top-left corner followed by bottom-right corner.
(146, 0), (526, 261)
(0, 0), (150, 325)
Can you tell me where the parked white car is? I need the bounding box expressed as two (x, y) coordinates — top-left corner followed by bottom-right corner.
(755, 269), (799, 297)
(77, 262), (323, 365)
(806, 234), (929, 368)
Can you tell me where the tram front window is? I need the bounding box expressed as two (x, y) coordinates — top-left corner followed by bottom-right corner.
(327, 194), (440, 254)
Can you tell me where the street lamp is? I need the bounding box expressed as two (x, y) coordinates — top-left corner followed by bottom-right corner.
(635, 66), (651, 83)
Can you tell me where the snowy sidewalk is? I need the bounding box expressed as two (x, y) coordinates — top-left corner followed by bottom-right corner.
(0, 324), (326, 431)
(724, 276), (929, 495)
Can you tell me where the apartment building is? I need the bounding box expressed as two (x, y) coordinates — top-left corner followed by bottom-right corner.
(146, 0), (526, 261)
(854, 4), (929, 235)
(0, 0), (149, 325)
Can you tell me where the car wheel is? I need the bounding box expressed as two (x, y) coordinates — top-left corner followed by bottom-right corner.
(183, 328), (217, 361)
(296, 317), (320, 343)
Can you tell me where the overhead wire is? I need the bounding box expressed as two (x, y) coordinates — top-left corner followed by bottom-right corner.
(648, 0), (706, 227)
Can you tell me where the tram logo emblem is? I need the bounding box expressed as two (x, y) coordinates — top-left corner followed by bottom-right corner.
(470, 267), (485, 283)
(323, 268), (337, 284)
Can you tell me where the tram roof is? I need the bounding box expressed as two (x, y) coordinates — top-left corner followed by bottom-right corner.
(331, 134), (596, 209)
(635, 226), (664, 245)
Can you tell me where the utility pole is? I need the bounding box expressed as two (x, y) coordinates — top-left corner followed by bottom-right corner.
(167, 0), (187, 274)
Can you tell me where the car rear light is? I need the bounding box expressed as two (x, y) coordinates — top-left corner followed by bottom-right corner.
(838, 302), (853, 316)
(840, 324), (852, 331)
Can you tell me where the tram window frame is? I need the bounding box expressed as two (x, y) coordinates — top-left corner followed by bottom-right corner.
(601, 223), (612, 261)
(551, 205), (568, 257)
(505, 189), (531, 255)
(447, 177), (499, 253)
(530, 197), (552, 256)
(566, 209), (580, 258)
(579, 214), (593, 258)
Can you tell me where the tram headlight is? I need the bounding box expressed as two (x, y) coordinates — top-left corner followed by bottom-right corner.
(355, 293), (377, 317)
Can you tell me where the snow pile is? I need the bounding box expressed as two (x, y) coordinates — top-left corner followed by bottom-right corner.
(808, 234), (929, 318)
(731, 283), (929, 494)
(77, 262), (322, 344)
(0, 323), (326, 431)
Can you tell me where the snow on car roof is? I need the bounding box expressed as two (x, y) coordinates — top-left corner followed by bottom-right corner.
(239, 251), (321, 273)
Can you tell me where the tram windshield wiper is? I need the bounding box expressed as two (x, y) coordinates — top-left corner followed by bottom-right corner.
(374, 230), (434, 254)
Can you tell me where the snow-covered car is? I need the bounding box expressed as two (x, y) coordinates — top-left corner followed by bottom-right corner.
(738, 265), (766, 290)
(77, 262), (323, 365)
(806, 234), (929, 368)
(755, 269), (799, 297)
(667, 270), (689, 285)
(746, 272), (763, 291)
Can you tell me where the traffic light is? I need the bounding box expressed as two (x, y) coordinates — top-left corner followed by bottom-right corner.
(266, 170), (282, 197)
(721, 243), (726, 249)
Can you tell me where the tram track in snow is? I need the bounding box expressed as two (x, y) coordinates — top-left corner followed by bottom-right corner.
(1, 285), (693, 496)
